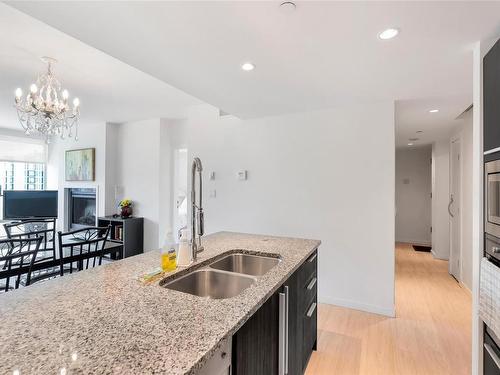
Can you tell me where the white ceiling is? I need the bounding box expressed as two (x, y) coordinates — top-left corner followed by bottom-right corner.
(2, 1), (500, 146)
(0, 3), (201, 130)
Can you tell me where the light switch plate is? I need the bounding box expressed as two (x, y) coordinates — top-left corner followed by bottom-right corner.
(209, 171), (215, 180)
(237, 170), (247, 180)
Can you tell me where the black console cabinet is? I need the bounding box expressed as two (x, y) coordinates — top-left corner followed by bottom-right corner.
(97, 216), (143, 259)
(232, 248), (318, 375)
(484, 38), (500, 154)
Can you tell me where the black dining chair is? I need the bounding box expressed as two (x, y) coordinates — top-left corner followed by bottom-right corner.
(57, 226), (111, 275)
(0, 237), (43, 292)
(4, 218), (56, 263)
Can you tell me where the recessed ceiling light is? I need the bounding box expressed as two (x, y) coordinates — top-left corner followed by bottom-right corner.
(408, 143), (414, 146)
(416, 130), (423, 133)
(409, 137), (419, 142)
(280, 1), (296, 13)
(429, 109), (439, 113)
(241, 62), (255, 71)
(378, 28), (399, 40)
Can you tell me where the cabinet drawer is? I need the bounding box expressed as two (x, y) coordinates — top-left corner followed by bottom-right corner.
(302, 249), (317, 282)
(302, 298), (317, 370)
(303, 272), (317, 308)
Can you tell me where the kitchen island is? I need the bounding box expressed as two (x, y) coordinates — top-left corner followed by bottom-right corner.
(0, 232), (320, 375)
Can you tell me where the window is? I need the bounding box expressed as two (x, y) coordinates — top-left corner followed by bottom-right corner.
(0, 135), (47, 195)
(0, 161), (46, 192)
(24, 163), (45, 190)
(0, 135), (47, 222)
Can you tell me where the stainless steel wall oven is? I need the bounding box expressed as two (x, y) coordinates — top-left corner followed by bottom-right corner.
(485, 160), (500, 240)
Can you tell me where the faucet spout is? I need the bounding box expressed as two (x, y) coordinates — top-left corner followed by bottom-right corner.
(191, 157), (204, 261)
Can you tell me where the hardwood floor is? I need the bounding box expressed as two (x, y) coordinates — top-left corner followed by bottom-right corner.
(305, 242), (472, 375)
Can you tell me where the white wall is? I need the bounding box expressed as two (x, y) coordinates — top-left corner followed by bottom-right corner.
(104, 122), (120, 216)
(471, 39), (498, 375)
(186, 103), (396, 316)
(115, 119), (161, 251)
(114, 118), (186, 251)
(47, 118), (184, 251)
(395, 146), (432, 245)
(47, 121), (108, 231)
(451, 109), (473, 290)
(431, 140), (450, 259)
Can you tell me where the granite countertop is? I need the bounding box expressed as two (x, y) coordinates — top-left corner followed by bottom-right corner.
(0, 231), (320, 375)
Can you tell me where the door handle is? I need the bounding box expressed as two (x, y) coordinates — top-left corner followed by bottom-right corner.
(284, 286), (289, 375)
(307, 302), (317, 318)
(278, 292), (286, 375)
(307, 277), (317, 290)
(484, 343), (500, 370)
(307, 253), (317, 263)
(448, 195), (455, 218)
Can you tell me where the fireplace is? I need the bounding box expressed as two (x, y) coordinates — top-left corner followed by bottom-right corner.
(66, 188), (96, 230)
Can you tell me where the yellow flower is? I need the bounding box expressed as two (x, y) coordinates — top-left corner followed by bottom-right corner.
(119, 198), (132, 207)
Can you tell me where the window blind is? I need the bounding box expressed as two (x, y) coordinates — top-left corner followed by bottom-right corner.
(0, 136), (47, 163)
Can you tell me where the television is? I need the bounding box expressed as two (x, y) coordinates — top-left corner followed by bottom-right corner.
(3, 190), (58, 220)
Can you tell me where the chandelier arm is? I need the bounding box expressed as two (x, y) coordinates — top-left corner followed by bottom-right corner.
(14, 58), (80, 143)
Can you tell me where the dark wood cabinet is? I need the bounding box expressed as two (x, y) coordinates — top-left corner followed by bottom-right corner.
(232, 248), (318, 375)
(484, 38), (500, 153)
(97, 216), (143, 259)
(232, 289), (280, 375)
(300, 251), (318, 372)
(283, 266), (302, 375)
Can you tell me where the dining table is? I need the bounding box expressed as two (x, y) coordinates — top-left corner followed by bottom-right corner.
(0, 236), (123, 282)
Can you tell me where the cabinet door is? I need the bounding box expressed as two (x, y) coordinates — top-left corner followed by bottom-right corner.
(300, 250), (318, 372)
(232, 290), (280, 375)
(284, 268), (303, 375)
(302, 297), (318, 371)
(484, 39), (500, 152)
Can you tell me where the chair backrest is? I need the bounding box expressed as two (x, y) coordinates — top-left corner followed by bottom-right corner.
(57, 226), (111, 274)
(0, 237), (43, 292)
(3, 219), (56, 262)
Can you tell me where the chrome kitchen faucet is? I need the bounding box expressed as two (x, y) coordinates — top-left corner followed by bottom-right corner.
(191, 157), (204, 261)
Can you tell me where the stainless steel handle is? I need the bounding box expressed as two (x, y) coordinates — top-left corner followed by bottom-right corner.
(307, 253), (317, 263)
(307, 302), (317, 318)
(448, 195), (455, 218)
(484, 343), (500, 369)
(492, 246), (500, 254)
(198, 210), (204, 236)
(278, 292), (286, 375)
(284, 286), (289, 375)
(307, 277), (317, 290)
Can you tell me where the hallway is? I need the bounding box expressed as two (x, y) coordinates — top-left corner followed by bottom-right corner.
(306, 243), (472, 375)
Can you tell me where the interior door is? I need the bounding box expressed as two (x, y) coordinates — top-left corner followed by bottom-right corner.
(449, 138), (461, 280)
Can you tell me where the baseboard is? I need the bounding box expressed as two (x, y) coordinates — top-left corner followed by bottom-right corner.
(459, 281), (472, 295)
(319, 295), (395, 318)
(430, 249), (449, 260)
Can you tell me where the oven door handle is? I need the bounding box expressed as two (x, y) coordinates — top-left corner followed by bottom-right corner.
(484, 343), (500, 369)
(448, 195), (455, 218)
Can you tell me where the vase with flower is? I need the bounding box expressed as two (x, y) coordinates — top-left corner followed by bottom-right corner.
(119, 198), (133, 218)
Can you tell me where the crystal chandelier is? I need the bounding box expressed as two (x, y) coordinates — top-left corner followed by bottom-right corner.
(14, 57), (80, 143)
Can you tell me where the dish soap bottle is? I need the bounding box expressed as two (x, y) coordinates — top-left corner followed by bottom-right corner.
(177, 229), (191, 267)
(161, 230), (177, 272)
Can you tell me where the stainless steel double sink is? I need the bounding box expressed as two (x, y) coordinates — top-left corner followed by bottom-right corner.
(162, 253), (281, 299)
